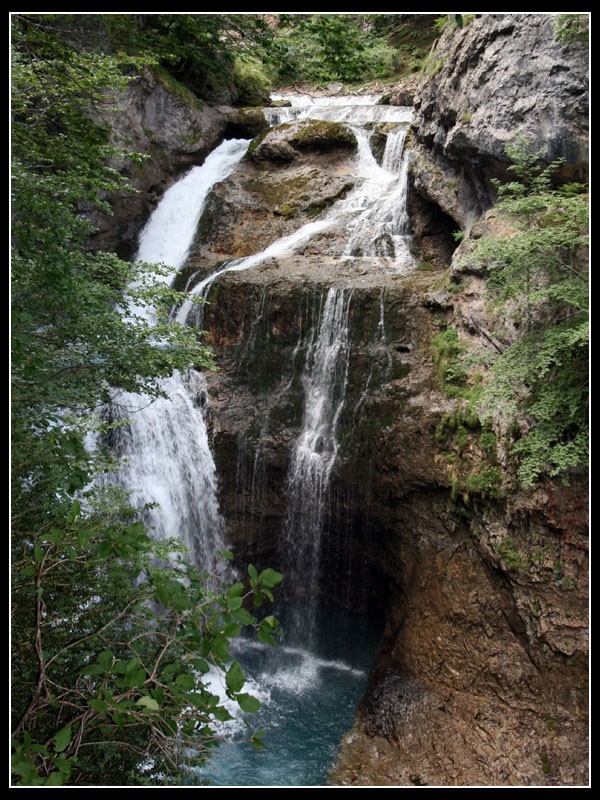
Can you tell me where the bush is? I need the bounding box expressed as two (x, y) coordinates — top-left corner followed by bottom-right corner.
(233, 56), (272, 107)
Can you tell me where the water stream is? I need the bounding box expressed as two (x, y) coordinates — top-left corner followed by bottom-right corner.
(104, 93), (415, 785)
(102, 139), (249, 572)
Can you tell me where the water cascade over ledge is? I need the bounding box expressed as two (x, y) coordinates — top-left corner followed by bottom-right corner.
(105, 94), (416, 785)
(102, 139), (249, 572)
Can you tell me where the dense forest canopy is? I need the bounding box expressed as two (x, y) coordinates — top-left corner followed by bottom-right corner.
(11, 12), (588, 787)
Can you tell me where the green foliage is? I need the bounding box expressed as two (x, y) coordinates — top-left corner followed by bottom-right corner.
(153, 64), (205, 110)
(554, 14), (589, 47)
(431, 327), (472, 397)
(105, 14), (279, 103)
(12, 514), (283, 785)
(273, 14), (400, 85)
(432, 14), (475, 35)
(464, 466), (502, 499)
(465, 138), (589, 486)
(11, 14), (284, 786)
(495, 536), (524, 571)
(540, 753), (551, 775)
(433, 15), (453, 35)
(233, 56), (272, 106)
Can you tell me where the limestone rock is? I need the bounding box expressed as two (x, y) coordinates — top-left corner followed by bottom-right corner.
(249, 120), (357, 163)
(185, 123), (357, 262)
(411, 13), (589, 226)
(89, 69), (229, 257)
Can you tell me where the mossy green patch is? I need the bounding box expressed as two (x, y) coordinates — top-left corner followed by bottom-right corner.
(153, 64), (205, 111)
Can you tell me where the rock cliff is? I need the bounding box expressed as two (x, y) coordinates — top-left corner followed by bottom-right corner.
(92, 12), (588, 786)
(410, 13), (589, 228)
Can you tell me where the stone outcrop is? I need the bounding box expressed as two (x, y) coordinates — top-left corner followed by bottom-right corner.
(410, 13), (589, 227)
(89, 69), (269, 258)
(91, 12), (588, 786)
(181, 120), (357, 275)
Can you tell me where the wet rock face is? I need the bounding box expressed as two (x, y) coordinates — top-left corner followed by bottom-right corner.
(411, 13), (589, 226)
(89, 70), (268, 258)
(185, 121), (358, 264)
(331, 482), (588, 787)
(200, 258), (588, 786)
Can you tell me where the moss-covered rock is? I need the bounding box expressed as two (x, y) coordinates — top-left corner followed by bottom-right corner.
(249, 120), (357, 163)
(221, 107), (269, 139)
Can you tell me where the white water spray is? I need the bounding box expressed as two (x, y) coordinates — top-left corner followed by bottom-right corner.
(103, 139), (248, 571)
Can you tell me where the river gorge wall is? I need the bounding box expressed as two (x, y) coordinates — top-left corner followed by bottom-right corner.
(96, 13), (588, 786)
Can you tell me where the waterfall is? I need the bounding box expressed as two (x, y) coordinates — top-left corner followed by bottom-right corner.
(265, 93), (413, 126)
(96, 94), (417, 784)
(281, 288), (353, 643)
(177, 106), (414, 330)
(102, 139), (248, 572)
(342, 126), (414, 269)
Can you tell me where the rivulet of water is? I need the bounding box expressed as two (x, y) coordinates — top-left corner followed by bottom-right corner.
(101, 139), (248, 572)
(281, 288), (353, 645)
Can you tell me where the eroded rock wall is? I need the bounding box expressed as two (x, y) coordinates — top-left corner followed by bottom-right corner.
(90, 13), (588, 785)
(410, 13), (589, 228)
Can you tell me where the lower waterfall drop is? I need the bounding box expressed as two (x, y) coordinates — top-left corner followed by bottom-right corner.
(281, 287), (353, 645)
(101, 93), (417, 786)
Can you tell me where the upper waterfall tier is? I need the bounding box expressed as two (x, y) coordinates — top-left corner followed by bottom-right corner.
(265, 93), (413, 126)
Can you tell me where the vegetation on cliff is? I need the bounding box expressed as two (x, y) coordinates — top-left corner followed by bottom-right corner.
(472, 143), (589, 487)
(437, 139), (588, 490)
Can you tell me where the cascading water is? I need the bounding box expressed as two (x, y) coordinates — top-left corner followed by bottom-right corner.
(102, 94), (416, 786)
(176, 100), (414, 329)
(185, 95), (415, 785)
(281, 288), (353, 645)
(102, 139), (248, 572)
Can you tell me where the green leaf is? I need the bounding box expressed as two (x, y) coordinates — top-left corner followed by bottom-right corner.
(257, 629), (275, 646)
(212, 705), (234, 722)
(53, 755), (73, 778)
(258, 568), (283, 589)
(233, 608), (256, 626)
(53, 725), (72, 753)
(20, 565), (36, 577)
(125, 668), (147, 689)
(46, 771), (65, 786)
(11, 757), (38, 783)
(191, 657), (210, 674)
(251, 730), (266, 750)
(248, 563), (258, 582)
(97, 650), (114, 671)
(211, 633), (230, 661)
(225, 660), (246, 693)
(236, 693), (261, 713)
(223, 621), (242, 638)
(80, 664), (104, 676)
(227, 581), (244, 599)
(66, 499), (81, 523)
(175, 672), (195, 690)
(88, 698), (107, 712)
(124, 657), (142, 675)
(96, 541), (111, 558)
(135, 696), (160, 712)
